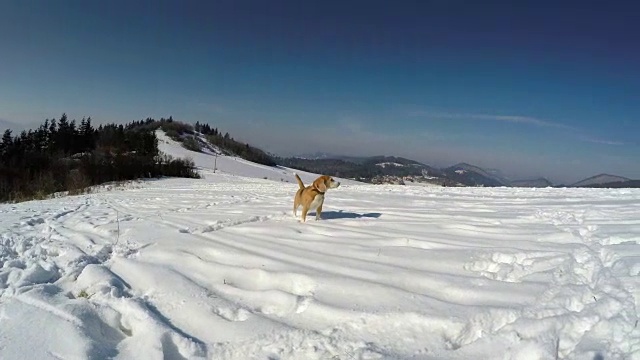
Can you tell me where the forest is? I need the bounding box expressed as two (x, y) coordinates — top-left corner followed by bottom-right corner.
(0, 115), (199, 202)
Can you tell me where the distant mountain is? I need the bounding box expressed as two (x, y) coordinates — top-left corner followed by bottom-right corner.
(277, 155), (638, 188)
(571, 174), (630, 187)
(447, 163), (503, 181)
(485, 168), (513, 185)
(276, 155), (444, 183)
(294, 152), (345, 160)
(586, 180), (640, 188)
(279, 157), (531, 187)
(443, 163), (509, 187)
(511, 178), (553, 188)
(364, 156), (439, 170)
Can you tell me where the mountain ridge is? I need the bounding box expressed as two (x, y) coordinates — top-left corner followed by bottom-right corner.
(570, 173), (630, 187)
(281, 152), (638, 188)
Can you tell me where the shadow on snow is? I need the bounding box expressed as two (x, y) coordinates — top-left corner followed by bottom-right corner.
(311, 210), (382, 220)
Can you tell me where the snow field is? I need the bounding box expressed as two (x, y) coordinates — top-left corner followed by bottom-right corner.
(0, 132), (638, 359)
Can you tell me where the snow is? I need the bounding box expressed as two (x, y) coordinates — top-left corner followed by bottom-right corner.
(156, 130), (360, 186)
(1, 134), (640, 359)
(376, 162), (405, 168)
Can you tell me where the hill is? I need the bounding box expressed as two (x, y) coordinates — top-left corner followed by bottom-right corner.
(0, 115), (198, 203)
(442, 163), (509, 187)
(277, 155), (447, 185)
(156, 130), (360, 185)
(571, 173), (630, 187)
(133, 119), (277, 167)
(279, 156), (514, 187)
(582, 179), (640, 188)
(3, 115), (372, 203)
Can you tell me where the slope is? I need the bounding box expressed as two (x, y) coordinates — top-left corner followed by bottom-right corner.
(443, 163), (509, 187)
(156, 130), (360, 186)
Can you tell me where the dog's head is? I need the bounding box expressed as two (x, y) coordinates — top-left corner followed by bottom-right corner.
(313, 175), (341, 193)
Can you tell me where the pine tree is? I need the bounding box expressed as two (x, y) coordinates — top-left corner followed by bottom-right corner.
(49, 118), (57, 135)
(79, 117), (95, 152)
(58, 113), (69, 131)
(0, 129), (12, 157)
(55, 114), (70, 153)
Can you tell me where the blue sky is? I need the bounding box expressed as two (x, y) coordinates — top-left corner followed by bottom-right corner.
(1, 0), (638, 183)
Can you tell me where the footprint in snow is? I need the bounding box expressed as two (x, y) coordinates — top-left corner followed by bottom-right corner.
(465, 251), (568, 283)
(254, 294), (314, 317)
(212, 306), (251, 322)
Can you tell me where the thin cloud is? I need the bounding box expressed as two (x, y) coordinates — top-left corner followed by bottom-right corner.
(409, 110), (624, 146)
(578, 135), (625, 146)
(409, 110), (577, 130)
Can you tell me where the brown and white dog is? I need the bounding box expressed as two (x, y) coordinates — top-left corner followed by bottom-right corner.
(293, 174), (340, 222)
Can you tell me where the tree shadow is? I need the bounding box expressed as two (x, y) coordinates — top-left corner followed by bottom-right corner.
(312, 210), (382, 220)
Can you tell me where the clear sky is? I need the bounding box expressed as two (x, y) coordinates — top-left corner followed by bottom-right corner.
(1, 0), (638, 184)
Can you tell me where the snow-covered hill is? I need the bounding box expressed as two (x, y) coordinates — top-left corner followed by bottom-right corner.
(444, 163), (508, 187)
(571, 173), (630, 187)
(1, 134), (639, 359)
(156, 130), (360, 186)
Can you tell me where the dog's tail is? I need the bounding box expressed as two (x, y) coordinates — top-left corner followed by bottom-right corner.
(294, 173), (305, 190)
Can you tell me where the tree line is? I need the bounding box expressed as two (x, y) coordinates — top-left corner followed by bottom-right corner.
(124, 118), (277, 167)
(193, 121), (276, 166)
(0, 115), (199, 203)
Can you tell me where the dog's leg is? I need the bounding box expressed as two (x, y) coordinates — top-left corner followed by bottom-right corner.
(300, 206), (309, 223)
(293, 203), (298, 217)
(315, 204), (323, 221)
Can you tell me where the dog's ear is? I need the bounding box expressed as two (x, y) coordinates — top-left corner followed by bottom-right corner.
(313, 176), (327, 192)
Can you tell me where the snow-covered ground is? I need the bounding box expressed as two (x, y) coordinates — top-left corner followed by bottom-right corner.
(1, 135), (639, 359)
(155, 130), (360, 186)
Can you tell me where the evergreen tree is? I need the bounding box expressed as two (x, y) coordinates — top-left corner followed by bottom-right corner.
(49, 118), (57, 138)
(0, 115), (199, 202)
(0, 129), (12, 156)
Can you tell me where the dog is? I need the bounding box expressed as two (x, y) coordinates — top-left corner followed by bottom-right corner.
(293, 173), (340, 222)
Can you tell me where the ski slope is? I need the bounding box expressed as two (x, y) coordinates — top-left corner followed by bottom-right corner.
(1, 135), (639, 359)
